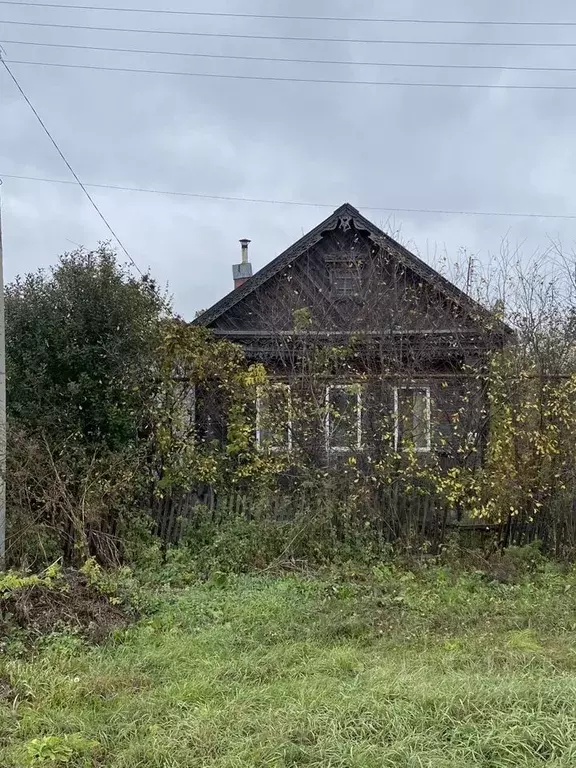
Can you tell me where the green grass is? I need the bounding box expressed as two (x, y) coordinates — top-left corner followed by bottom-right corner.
(2, 565), (576, 766)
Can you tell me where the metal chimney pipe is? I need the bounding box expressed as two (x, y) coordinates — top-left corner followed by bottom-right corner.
(233, 239), (253, 289)
(240, 238), (251, 264)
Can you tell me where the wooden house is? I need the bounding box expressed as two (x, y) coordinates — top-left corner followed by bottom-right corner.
(194, 204), (512, 467)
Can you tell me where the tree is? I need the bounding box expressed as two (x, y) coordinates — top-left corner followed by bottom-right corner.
(6, 245), (166, 450)
(5, 246), (167, 566)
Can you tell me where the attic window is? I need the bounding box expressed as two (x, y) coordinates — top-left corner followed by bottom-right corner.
(330, 264), (361, 297)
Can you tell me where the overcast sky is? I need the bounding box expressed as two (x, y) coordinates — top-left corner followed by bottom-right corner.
(2, 0), (576, 317)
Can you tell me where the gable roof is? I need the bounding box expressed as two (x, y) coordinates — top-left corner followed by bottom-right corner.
(194, 203), (511, 336)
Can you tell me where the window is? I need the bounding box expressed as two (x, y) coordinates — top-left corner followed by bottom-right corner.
(326, 384), (362, 452)
(330, 265), (361, 297)
(394, 387), (431, 453)
(256, 383), (292, 452)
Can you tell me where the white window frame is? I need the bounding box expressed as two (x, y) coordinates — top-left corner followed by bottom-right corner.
(256, 383), (292, 453)
(394, 386), (431, 453)
(325, 384), (363, 453)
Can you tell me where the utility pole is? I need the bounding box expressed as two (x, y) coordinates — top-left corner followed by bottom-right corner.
(0, 185), (6, 570)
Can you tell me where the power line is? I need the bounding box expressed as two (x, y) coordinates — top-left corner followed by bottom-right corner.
(0, 56), (142, 274)
(3, 172), (576, 221)
(0, 0), (575, 27)
(4, 38), (576, 75)
(3, 18), (576, 48)
(6, 57), (576, 91)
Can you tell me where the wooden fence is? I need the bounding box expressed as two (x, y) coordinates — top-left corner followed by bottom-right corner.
(151, 482), (576, 556)
(152, 483), (494, 551)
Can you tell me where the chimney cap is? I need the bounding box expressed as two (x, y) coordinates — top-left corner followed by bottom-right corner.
(239, 238), (251, 246)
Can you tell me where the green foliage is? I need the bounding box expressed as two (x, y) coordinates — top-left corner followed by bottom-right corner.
(8, 242), (576, 571)
(6, 428), (147, 567)
(79, 558), (132, 606)
(6, 245), (166, 449)
(0, 562), (135, 650)
(480, 354), (576, 537)
(149, 321), (268, 493)
(23, 734), (100, 767)
(5, 247), (168, 566)
(171, 497), (388, 575)
(506, 629), (543, 653)
(0, 571), (42, 595)
(292, 306), (313, 332)
(0, 563), (64, 598)
(158, 333), (576, 559)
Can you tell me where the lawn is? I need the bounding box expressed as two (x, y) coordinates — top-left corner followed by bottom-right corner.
(2, 564), (576, 767)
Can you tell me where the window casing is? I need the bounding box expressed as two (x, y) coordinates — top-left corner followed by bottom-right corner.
(325, 384), (362, 452)
(394, 387), (431, 453)
(256, 383), (292, 452)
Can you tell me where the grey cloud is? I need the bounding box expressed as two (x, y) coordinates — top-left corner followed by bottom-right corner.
(2, 0), (576, 315)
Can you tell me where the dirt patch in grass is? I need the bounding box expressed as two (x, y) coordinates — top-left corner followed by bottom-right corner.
(0, 570), (130, 643)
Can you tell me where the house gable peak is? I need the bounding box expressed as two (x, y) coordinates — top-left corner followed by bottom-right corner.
(193, 203), (511, 337)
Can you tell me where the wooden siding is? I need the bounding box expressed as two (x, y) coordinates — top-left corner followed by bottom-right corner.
(210, 224), (482, 343)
